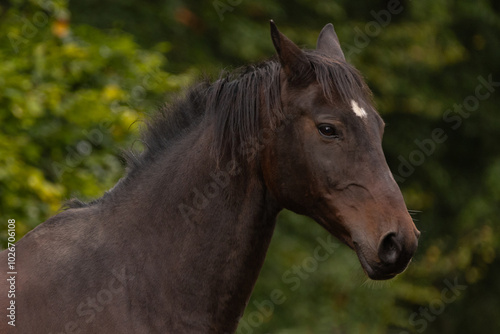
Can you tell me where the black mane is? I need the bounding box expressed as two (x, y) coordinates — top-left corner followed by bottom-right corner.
(66, 51), (371, 208)
(127, 51), (370, 171)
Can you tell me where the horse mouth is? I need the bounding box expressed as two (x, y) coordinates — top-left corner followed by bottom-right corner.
(313, 216), (415, 280)
(353, 242), (410, 280)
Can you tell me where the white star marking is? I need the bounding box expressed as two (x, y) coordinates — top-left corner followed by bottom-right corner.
(350, 100), (367, 118)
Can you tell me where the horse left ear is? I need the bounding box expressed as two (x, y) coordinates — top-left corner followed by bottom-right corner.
(316, 23), (346, 61)
(270, 20), (312, 84)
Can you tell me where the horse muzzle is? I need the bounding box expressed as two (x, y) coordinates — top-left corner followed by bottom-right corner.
(354, 228), (420, 280)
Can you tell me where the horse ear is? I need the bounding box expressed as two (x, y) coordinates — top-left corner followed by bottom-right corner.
(316, 23), (346, 61)
(270, 20), (312, 84)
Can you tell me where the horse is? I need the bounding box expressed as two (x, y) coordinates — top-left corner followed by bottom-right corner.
(0, 22), (419, 333)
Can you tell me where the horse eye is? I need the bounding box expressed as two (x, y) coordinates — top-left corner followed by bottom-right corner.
(318, 124), (340, 139)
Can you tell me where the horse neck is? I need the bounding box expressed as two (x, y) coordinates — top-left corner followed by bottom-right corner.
(105, 116), (281, 332)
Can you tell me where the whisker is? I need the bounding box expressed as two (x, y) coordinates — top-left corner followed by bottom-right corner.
(360, 277), (395, 290)
(408, 209), (422, 223)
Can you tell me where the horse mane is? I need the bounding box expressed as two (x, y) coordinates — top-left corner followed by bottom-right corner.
(127, 51), (370, 170)
(124, 60), (285, 174)
(65, 50), (371, 208)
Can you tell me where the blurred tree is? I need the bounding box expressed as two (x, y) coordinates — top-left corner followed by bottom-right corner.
(0, 0), (190, 242)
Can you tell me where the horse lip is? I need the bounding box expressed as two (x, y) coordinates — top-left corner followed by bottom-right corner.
(353, 241), (374, 276)
(353, 241), (399, 280)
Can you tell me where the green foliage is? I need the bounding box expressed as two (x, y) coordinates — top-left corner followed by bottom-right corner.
(1, 0), (500, 333)
(0, 0), (190, 243)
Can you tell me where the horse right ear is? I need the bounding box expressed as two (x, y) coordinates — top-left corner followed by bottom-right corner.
(316, 23), (345, 61)
(270, 20), (312, 85)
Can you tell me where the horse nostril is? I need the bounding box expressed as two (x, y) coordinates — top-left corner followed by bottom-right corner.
(378, 232), (401, 265)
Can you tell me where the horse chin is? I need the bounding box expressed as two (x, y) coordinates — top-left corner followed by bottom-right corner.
(359, 259), (398, 281)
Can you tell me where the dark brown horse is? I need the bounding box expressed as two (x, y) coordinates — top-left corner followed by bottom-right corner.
(0, 22), (419, 333)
